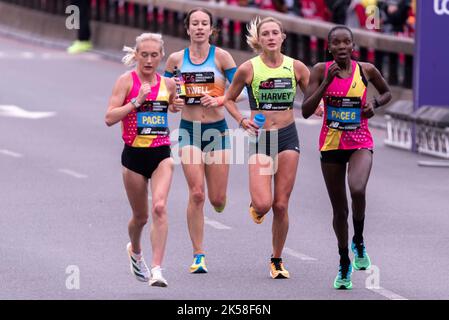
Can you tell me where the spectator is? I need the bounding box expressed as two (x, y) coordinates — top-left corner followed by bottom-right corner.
(325, 0), (351, 24)
(346, 0), (379, 29)
(405, 0), (415, 36)
(379, 0), (411, 34)
(254, 0), (288, 12)
(297, 0), (331, 21)
(67, 0), (93, 54)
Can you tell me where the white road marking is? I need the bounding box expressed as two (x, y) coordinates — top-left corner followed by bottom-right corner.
(0, 51), (101, 60)
(283, 247), (318, 261)
(367, 286), (408, 300)
(0, 149), (23, 158)
(204, 216), (232, 230)
(0, 105), (55, 119)
(58, 169), (88, 179)
(20, 52), (35, 59)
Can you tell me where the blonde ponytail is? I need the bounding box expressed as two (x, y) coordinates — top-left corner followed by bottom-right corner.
(246, 16), (285, 54)
(121, 32), (165, 67)
(122, 46), (137, 67)
(246, 17), (262, 53)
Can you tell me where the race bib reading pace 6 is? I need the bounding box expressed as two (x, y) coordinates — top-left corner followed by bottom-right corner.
(258, 78), (294, 111)
(136, 101), (169, 136)
(183, 72), (215, 105)
(325, 96), (362, 131)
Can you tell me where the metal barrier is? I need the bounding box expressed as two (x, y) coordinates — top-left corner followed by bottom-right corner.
(414, 106), (449, 159)
(384, 100), (414, 151)
(385, 101), (449, 159)
(0, 0), (415, 90)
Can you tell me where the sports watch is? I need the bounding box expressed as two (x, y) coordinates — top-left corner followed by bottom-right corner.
(131, 97), (141, 109)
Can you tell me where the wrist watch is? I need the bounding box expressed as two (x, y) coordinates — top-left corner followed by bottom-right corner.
(131, 97), (141, 109)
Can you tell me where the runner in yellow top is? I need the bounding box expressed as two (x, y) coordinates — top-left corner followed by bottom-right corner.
(224, 17), (310, 279)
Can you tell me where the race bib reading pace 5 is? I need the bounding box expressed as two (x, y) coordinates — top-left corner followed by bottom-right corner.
(183, 72), (215, 105)
(325, 96), (362, 131)
(136, 101), (169, 136)
(257, 78), (294, 111)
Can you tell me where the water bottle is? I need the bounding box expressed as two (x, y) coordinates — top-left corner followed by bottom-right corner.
(251, 113), (265, 143)
(173, 66), (186, 98)
(253, 113), (266, 129)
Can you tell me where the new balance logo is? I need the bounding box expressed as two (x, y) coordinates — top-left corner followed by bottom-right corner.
(329, 121), (339, 128)
(263, 104), (273, 110)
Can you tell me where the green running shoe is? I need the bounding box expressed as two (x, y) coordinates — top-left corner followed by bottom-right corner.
(333, 264), (353, 290)
(67, 40), (93, 54)
(351, 241), (371, 270)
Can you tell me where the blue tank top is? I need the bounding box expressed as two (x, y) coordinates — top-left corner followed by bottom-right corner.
(180, 45), (226, 106)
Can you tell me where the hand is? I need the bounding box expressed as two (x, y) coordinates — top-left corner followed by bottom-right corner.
(171, 97), (185, 113)
(387, 4), (398, 15)
(324, 62), (341, 87)
(137, 82), (151, 104)
(200, 94), (219, 108)
(240, 118), (259, 136)
(313, 99), (325, 117)
(362, 101), (375, 119)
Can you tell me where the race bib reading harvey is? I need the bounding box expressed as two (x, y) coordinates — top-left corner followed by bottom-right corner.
(136, 101), (169, 136)
(257, 78), (294, 111)
(325, 96), (362, 131)
(183, 72), (215, 105)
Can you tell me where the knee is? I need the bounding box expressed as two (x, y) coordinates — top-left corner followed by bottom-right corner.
(333, 208), (349, 221)
(272, 201), (288, 216)
(252, 200), (271, 216)
(350, 186), (366, 200)
(190, 189), (205, 205)
(152, 201), (167, 219)
(210, 195), (226, 209)
(132, 214), (149, 227)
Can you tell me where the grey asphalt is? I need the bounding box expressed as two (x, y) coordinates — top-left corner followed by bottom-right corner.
(1, 34), (449, 300)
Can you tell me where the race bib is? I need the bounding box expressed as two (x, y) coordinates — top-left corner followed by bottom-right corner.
(325, 96), (361, 131)
(183, 72), (215, 105)
(136, 101), (169, 136)
(257, 78), (294, 111)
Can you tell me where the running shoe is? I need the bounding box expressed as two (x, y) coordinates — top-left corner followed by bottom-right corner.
(270, 257), (290, 279)
(126, 242), (150, 282)
(149, 266), (168, 287)
(249, 203), (265, 224)
(351, 241), (371, 270)
(190, 253), (208, 273)
(333, 263), (353, 290)
(213, 197), (226, 213)
(67, 40), (93, 54)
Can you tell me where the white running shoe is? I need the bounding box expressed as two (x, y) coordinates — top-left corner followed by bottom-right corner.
(126, 242), (150, 282)
(149, 266), (168, 287)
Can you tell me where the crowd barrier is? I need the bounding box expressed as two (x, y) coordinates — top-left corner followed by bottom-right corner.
(1, 0), (414, 89)
(386, 101), (449, 159)
(5, 0), (449, 159)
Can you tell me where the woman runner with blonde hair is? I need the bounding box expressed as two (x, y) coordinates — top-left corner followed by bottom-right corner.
(105, 33), (184, 287)
(224, 17), (310, 279)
